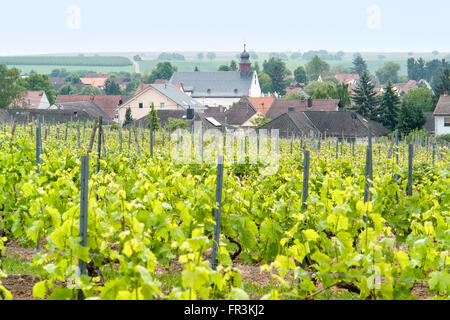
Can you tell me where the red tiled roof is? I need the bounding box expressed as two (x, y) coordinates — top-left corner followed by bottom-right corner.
(80, 78), (108, 87)
(320, 73), (360, 83)
(266, 98), (342, 119)
(56, 95), (131, 118)
(247, 96), (275, 116)
(434, 94), (450, 115)
(16, 91), (46, 108)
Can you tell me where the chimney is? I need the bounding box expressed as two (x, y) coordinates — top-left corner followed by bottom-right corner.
(307, 97), (312, 108)
(90, 95), (95, 101)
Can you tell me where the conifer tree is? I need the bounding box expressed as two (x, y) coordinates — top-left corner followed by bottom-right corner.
(123, 107), (133, 127)
(351, 71), (379, 120)
(351, 54), (369, 76)
(149, 103), (160, 131)
(377, 80), (400, 130)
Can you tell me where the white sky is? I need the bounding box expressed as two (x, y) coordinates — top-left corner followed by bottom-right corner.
(0, 0), (449, 55)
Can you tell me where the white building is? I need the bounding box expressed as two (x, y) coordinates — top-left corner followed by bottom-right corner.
(169, 46), (261, 108)
(433, 93), (450, 136)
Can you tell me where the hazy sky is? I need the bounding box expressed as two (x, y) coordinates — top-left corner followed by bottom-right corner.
(1, 0), (449, 55)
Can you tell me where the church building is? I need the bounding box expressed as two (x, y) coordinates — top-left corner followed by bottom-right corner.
(169, 46), (262, 108)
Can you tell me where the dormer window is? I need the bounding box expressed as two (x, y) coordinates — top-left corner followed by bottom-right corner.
(234, 89), (238, 94)
(207, 89), (211, 94)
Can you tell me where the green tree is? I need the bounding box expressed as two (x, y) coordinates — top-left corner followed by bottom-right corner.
(404, 86), (434, 112)
(331, 65), (350, 73)
(230, 60), (238, 71)
(351, 54), (369, 76)
(434, 68), (450, 97)
(123, 107), (133, 127)
(322, 76), (339, 85)
(305, 55), (330, 81)
(305, 81), (336, 99)
(376, 62), (401, 84)
(258, 72), (273, 94)
(294, 66), (307, 84)
(283, 91), (307, 99)
(263, 58), (290, 94)
(144, 62), (178, 83)
(251, 114), (270, 127)
(58, 84), (78, 95)
(50, 68), (70, 78)
(218, 65), (231, 71)
(104, 79), (122, 95)
(80, 86), (103, 95)
(166, 118), (188, 131)
(397, 100), (426, 135)
(0, 65), (27, 109)
(206, 52), (216, 60)
(351, 71), (379, 120)
(124, 80), (139, 96)
(376, 81), (400, 130)
(252, 61), (260, 73)
(333, 83), (351, 108)
(148, 103), (160, 131)
(65, 74), (82, 84)
(17, 73), (56, 104)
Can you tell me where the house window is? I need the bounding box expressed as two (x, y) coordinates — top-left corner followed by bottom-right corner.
(160, 102), (165, 109)
(139, 103), (143, 109)
(445, 117), (450, 127)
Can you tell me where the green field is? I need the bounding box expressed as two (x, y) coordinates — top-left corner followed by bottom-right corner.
(2, 51), (449, 77)
(7, 64), (135, 75)
(139, 52), (450, 76)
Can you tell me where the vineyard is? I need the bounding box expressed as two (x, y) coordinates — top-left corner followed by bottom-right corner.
(0, 118), (449, 300)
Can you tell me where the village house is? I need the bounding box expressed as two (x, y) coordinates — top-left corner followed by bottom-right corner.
(169, 46), (262, 108)
(258, 110), (390, 139)
(55, 95), (131, 119)
(115, 82), (206, 124)
(265, 97), (343, 119)
(318, 73), (360, 85)
(14, 90), (51, 109)
(433, 93), (450, 136)
(51, 101), (113, 123)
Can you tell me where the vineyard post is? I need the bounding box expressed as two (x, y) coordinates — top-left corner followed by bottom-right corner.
(36, 114), (42, 170)
(128, 127), (131, 152)
(395, 129), (399, 184)
(56, 127), (60, 140)
(341, 132), (344, 156)
(97, 117), (103, 173)
(101, 125), (106, 157)
(78, 155), (89, 300)
(30, 119), (33, 137)
(162, 131), (165, 148)
(335, 138), (338, 160)
(83, 120), (86, 140)
(407, 144), (413, 196)
(119, 126), (123, 153)
(364, 128), (373, 204)
(77, 122), (81, 151)
(132, 125), (141, 160)
(301, 150), (310, 211)
(317, 133), (321, 154)
(150, 117), (153, 158)
(9, 119), (17, 148)
(300, 131), (303, 150)
(290, 134), (293, 155)
(44, 127), (48, 142)
(64, 122), (68, 142)
(86, 120), (98, 154)
(211, 154), (224, 271)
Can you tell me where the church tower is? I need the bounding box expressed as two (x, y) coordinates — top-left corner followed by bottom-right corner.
(239, 44), (251, 76)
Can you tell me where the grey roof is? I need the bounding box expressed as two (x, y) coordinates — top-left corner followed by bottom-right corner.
(120, 83), (205, 111)
(3, 109), (93, 124)
(259, 111), (390, 138)
(170, 71), (255, 97)
(52, 101), (112, 122)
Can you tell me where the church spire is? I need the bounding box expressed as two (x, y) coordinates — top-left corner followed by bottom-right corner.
(239, 44), (251, 74)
